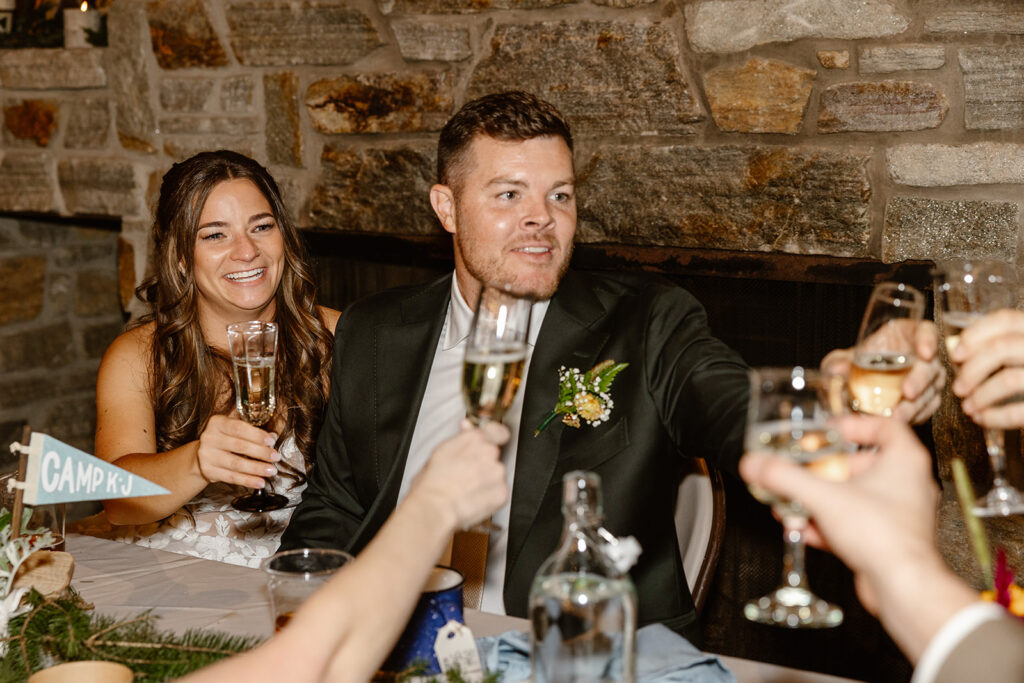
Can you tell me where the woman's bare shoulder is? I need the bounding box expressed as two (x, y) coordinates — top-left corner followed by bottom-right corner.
(317, 306), (341, 336)
(101, 321), (155, 372)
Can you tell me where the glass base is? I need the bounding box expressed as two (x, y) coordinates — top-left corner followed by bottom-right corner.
(974, 485), (1024, 518)
(232, 490), (288, 512)
(744, 586), (843, 628)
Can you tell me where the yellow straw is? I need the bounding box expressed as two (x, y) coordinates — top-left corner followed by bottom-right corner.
(951, 458), (993, 590)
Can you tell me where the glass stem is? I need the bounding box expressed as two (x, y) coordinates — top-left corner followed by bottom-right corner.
(781, 515), (810, 590)
(984, 427), (1009, 488)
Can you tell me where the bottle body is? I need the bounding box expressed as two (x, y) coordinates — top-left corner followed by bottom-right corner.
(529, 471), (638, 683)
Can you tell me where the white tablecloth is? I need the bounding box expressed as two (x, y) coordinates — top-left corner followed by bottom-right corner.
(67, 533), (863, 683)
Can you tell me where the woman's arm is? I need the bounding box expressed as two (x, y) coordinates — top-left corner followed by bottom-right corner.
(181, 422), (510, 683)
(96, 327), (280, 525)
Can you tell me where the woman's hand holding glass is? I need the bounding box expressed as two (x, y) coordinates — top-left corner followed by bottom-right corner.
(195, 413), (281, 490)
(951, 308), (1024, 431)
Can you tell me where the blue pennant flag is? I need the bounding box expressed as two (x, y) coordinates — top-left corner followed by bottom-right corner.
(19, 432), (169, 505)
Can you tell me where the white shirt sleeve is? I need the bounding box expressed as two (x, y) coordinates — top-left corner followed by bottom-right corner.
(911, 602), (1008, 683)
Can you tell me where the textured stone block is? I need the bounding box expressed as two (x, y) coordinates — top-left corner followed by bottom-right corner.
(959, 47), (1024, 130)
(75, 268), (121, 317)
(146, 0), (229, 69)
(117, 235), (136, 311)
(859, 45), (945, 73)
(0, 256), (45, 325)
(882, 197), (1017, 263)
(83, 320), (125, 359)
(221, 75), (255, 112)
(468, 21), (703, 135)
(817, 50), (850, 69)
(0, 48), (106, 89)
(157, 116), (260, 136)
(888, 143), (1024, 186)
(159, 77), (215, 112)
(306, 72), (455, 134)
(226, 1), (382, 66)
(265, 72), (302, 167)
(3, 99), (58, 147)
(818, 81), (948, 133)
(926, 9), (1024, 35)
(0, 368), (101, 411)
(107, 1), (157, 154)
(163, 138), (256, 161)
(391, 20), (471, 61)
(685, 0), (909, 54)
(703, 58), (814, 135)
(57, 158), (140, 218)
(379, 0), (577, 11)
(0, 323), (74, 374)
(0, 155), (55, 213)
(65, 98), (111, 149)
(577, 144), (872, 256)
(309, 145), (438, 234)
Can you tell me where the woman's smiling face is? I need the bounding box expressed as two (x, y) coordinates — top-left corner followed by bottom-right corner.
(192, 178), (285, 328)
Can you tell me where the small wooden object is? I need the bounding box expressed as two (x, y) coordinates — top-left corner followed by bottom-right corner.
(12, 550), (75, 598)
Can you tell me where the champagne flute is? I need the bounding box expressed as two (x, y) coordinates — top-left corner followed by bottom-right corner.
(462, 285), (532, 425)
(848, 282), (925, 417)
(228, 320), (288, 513)
(935, 260), (1024, 517)
(743, 366), (847, 628)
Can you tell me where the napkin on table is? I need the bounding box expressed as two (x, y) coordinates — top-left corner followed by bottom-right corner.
(476, 623), (736, 682)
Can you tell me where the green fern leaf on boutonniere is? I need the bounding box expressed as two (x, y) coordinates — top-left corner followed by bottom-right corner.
(534, 360), (629, 436)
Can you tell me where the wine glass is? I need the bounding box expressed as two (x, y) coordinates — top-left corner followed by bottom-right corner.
(935, 260), (1024, 517)
(227, 320), (288, 513)
(743, 366), (847, 628)
(848, 282), (925, 417)
(462, 285), (532, 425)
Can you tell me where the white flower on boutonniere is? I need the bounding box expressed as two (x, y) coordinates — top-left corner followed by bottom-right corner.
(534, 360), (629, 436)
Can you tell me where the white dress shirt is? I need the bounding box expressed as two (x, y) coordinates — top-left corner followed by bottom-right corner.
(397, 275), (549, 614)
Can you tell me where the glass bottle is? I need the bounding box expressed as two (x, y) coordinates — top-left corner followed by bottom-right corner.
(529, 470), (638, 683)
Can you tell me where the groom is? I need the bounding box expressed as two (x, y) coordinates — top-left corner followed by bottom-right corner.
(281, 91), (935, 640)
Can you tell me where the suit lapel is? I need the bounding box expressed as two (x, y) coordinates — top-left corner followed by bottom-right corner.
(372, 275), (451, 496)
(506, 270), (611, 572)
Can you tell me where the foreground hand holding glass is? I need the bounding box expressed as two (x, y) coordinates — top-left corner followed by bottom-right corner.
(935, 260), (1024, 517)
(227, 321), (288, 513)
(744, 367), (848, 628)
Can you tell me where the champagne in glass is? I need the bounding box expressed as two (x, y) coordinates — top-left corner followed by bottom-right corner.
(935, 260), (1024, 517)
(462, 286), (532, 426)
(227, 320), (288, 513)
(743, 367), (847, 629)
(848, 282), (924, 417)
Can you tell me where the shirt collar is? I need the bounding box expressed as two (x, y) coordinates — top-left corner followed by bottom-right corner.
(443, 275), (550, 351)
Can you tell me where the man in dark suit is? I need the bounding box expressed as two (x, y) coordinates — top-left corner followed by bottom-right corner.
(281, 91), (940, 641)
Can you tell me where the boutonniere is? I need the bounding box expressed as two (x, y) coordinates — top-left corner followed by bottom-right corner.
(534, 360), (629, 436)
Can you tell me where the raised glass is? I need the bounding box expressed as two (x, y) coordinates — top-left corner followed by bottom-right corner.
(227, 320), (288, 513)
(743, 367), (847, 628)
(935, 260), (1024, 517)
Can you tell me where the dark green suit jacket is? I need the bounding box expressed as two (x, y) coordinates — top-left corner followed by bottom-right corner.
(281, 269), (749, 641)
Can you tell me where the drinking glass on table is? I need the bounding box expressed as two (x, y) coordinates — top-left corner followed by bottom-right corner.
(744, 367), (848, 628)
(227, 320), (288, 513)
(848, 282), (925, 417)
(462, 285), (532, 426)
(935, 260), (1023, 517)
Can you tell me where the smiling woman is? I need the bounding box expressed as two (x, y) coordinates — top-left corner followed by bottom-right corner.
(71, 151), (339, 568)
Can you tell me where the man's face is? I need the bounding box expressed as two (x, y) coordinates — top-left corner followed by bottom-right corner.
(431, 134), (576, 305)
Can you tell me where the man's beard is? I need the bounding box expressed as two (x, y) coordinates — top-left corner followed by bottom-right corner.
(456, 230), (573, 301)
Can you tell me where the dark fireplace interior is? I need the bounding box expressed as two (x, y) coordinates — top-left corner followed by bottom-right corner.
(304, 231), (936, 681)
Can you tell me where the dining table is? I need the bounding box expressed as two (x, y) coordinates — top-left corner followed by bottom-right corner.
(66, 533), (864, 683)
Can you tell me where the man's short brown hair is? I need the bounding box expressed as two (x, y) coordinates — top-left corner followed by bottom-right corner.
(437, 91), (573, 189)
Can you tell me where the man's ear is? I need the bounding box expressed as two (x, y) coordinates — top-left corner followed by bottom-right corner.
(429, 184), (457, 235)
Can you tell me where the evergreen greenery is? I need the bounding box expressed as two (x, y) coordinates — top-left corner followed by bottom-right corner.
(1, 589), (262, 682)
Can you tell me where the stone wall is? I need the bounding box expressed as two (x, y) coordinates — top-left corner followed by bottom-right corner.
(0, 216), (122, 456)
(1, 0), (1023, 309)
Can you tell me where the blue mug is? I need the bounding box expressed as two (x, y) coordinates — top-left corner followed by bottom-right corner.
(380, 566), (465, 676)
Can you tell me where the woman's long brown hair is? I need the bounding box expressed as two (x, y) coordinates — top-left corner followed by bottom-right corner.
(133, 150), (333, 476)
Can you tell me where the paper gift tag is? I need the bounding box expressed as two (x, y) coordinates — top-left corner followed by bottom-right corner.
(434, 619), (484, 682)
